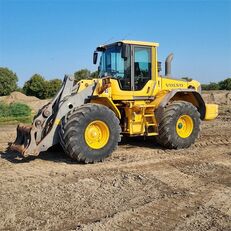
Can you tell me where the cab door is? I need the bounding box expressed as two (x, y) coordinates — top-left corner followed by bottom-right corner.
(132, 45), (157, 98)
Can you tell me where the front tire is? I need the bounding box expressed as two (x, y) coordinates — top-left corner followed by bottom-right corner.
(59, 103), (121, 163)
(156, 101), (201, 149)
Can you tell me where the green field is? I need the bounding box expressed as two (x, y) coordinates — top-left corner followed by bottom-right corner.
(0, 102), (32, 124)
(0, 115), (33, 124)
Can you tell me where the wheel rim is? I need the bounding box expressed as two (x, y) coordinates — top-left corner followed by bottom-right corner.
(176, 115), (194, 138)
(84, 120), (109, 149)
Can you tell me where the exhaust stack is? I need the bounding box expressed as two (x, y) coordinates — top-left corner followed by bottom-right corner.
(165, 53), (174, 77)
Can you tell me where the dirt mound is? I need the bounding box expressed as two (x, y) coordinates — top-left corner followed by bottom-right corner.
(202, 91), (231, 105)
(8, 91), (39, 102)
(0, 91), (39, 103)
(0, 91), (49, 112)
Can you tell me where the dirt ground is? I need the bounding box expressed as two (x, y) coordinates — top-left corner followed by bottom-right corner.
(0, 91), (49, 113)
(0, 95), (231, 230)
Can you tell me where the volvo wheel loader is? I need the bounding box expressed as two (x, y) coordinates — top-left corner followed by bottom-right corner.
(11, 40), (218, 163)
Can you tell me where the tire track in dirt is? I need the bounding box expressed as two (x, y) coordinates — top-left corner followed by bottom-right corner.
(2, 144), (230, 230)
(0, 117), (231, 230)
(77, 200), (231, 231)
(73, 145), (231, 230)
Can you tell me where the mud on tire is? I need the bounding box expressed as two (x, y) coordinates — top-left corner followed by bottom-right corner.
(59, 103), (121, 163)
(156, 101), (201, 149)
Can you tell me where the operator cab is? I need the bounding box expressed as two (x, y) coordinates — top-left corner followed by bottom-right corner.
(93, 40), (159, 91)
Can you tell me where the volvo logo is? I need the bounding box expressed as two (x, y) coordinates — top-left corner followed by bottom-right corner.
(166, 83), (184, 88)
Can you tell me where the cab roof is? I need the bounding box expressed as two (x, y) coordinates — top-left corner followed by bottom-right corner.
(121, 40), (159, 47)
(98, 40), (159, 49)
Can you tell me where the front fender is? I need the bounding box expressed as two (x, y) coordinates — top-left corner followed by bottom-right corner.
(90, 97), (121, 119)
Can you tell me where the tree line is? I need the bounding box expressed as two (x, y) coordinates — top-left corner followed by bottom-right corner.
(0, 67), (98, 99)
(201, 79), (231, 90)
(0, 67), (230, 99)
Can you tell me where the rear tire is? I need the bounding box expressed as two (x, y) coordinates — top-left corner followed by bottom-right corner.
(156, 101), (201, 149)
(59, 103), (121, 163)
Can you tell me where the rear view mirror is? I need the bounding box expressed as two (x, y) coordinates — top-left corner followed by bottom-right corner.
(93, 51), (98, 64)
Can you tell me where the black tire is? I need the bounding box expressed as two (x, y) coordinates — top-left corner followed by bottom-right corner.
(59, 103), (121, 163)
(156, 101), (201, 149)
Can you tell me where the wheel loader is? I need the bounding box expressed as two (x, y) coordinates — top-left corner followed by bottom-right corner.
(11, 40), (218, 163)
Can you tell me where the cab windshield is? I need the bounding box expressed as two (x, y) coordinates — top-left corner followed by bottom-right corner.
(99, 45), (131, 90)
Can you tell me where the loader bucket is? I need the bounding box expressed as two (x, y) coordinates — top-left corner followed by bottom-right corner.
(10, 124), (38, 157)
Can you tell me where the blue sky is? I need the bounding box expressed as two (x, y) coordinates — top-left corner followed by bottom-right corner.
(0, 0), (231, 86)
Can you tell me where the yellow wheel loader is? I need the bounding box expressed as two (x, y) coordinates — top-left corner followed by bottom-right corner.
(11, 40), (218, 163)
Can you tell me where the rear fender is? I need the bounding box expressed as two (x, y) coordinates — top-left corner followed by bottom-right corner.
(155, 90), (206, 120)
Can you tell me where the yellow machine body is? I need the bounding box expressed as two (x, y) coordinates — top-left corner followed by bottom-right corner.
(76, 40), (218, 137)
(11, 40), (219, 160)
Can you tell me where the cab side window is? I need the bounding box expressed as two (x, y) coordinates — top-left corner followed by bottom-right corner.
(134, 47), (151, 90)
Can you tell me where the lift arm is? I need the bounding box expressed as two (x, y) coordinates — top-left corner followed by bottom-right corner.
(11, 75), (95, 157)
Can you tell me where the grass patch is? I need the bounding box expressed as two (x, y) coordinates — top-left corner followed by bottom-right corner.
(0, 115), (33, 124)
(0, 102), (32, 124)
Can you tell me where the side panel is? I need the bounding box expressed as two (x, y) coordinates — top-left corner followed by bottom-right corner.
(110, 79), (157, 100)
(161, 78), (188, 90)
(161, 77), (201, 92)
(110, 79), (134, 100)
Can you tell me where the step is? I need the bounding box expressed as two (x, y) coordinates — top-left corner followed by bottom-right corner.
(146, 132), (158, 136)
(144, 114), (154, 117)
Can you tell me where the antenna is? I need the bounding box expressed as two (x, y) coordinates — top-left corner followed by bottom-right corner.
(102, 37), (115, 45)
(102, 33), (133, 45)
(121, 33), (132, 40)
